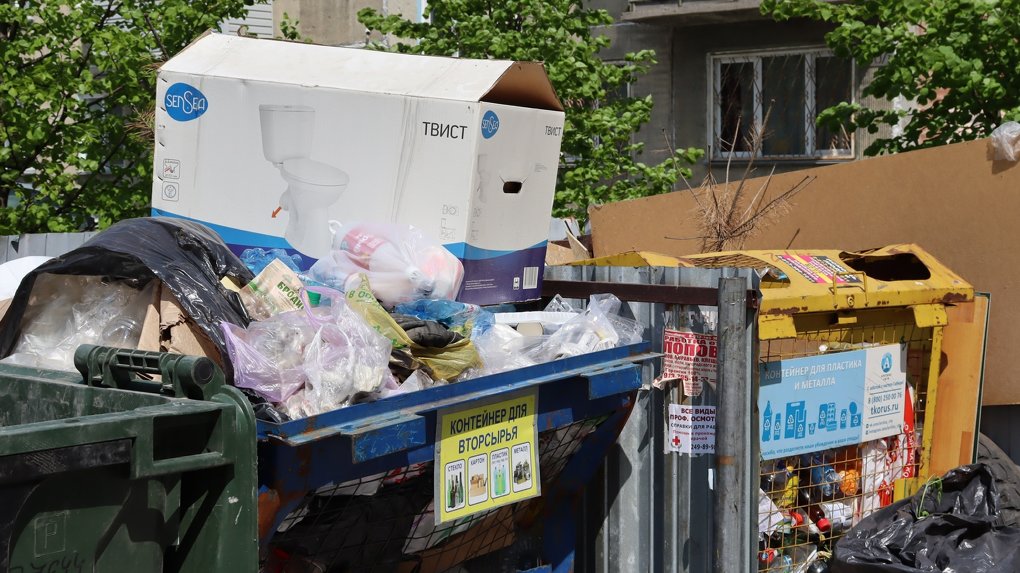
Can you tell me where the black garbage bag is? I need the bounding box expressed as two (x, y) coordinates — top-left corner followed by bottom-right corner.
(0, 217), (253, 378)
(833, 464), (1020, 572)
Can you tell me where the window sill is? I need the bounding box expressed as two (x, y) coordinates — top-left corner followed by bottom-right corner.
(707, 156), (855, 167)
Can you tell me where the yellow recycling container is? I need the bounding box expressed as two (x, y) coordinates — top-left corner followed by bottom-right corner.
(683, 244), (987, 569)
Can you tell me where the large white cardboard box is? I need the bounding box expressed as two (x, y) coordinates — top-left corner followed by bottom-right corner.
(152, 33), (565, 305)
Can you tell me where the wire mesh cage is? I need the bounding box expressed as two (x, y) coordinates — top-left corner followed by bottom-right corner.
(263, 417), (607, 573)
(755, 314), (933, 571)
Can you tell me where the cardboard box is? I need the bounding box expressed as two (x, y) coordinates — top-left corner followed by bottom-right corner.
(588, 138), (1020, 404)
(138, 281), (224, 368)
(152, 33), (565, 306)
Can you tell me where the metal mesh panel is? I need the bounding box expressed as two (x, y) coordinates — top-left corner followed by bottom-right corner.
(756, 321), (931, 571)
(264, 417), (607, 572)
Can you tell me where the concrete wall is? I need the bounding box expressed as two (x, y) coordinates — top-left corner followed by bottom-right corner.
(597, 23), (677, 172)
(274, 0), (420, 46)
(596, 8), (858, 186)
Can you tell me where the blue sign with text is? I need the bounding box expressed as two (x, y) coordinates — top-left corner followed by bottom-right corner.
(759, 344), (906, 460)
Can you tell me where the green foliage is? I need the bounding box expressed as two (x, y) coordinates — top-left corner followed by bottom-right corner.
(358, 0), (703, 222)
(277, 12), (307, 42)
(762, 0), (1020, 155)
(0, 0), (252, 234)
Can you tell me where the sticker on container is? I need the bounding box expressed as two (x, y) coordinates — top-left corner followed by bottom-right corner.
(435, 390), (539, 524)
(758, 343), (907, 460)
(777, 254), (862, 284)
(666, 404), (716, 455)
(661, 329), (717, 397)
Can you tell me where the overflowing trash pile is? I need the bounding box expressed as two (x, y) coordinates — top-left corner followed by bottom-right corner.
(0, 216), (642, 424)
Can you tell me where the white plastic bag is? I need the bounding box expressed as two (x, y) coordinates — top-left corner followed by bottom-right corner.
(527, 294), (643, 362)
(991, 121), (1020, 162)
(758, 488), (788, 535)
(858, 438), (901, 524)
(308, 221), (463, 308)
(464, 294), (643, 379)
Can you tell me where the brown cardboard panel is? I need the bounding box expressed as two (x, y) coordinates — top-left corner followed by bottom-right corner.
(484, 62), (565, 111)
(929, 298), (989, 474)
(0, 299), (12, 325)
(159, 288), (224, 367)
(136, 282), (163, 353)
(545, 242), (578, 266)
(589, 138), (1020, 404)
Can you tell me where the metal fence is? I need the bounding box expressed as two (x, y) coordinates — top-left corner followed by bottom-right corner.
(544, 265), (760, 573)
(0, 232), (96, 262)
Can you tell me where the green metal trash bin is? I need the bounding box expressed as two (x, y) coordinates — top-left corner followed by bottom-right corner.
(0, 345), (258, 572)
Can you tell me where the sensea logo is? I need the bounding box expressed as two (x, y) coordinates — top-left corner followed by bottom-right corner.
(165, 83), (208, 122)
(481, 110), (500, 139)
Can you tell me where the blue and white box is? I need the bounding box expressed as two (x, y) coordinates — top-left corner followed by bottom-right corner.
(152, 33), (565, 305)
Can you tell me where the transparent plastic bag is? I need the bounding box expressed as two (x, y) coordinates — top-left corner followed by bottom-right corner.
(527, 294), (643, 362)
(0, 218), (255, 380)
(221, 316), (313, 403)
(991, 121), (1020, 162)
(301, 287), (392, 413)
(2, 276), (153, 371)
(544, 294), (580, 313)
(221, 286), (392, 417)
(466, 324), (541, 378)
(309, 221), (464, 308)
(463, 294), (642, 379)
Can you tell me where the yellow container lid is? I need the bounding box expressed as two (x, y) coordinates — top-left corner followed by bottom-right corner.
(684, 244), (973, 338)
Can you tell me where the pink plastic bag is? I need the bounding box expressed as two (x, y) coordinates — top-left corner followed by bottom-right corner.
(221, 286), (392, 417)
(222, 316), (312, 403)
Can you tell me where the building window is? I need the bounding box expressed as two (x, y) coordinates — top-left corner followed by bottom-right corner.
(711, 49), (854, 160)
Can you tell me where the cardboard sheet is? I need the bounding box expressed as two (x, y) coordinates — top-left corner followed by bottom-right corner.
(589, 138), (1017, 404)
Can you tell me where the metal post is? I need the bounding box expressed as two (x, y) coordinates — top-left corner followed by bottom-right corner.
(713, 276), (751, 572)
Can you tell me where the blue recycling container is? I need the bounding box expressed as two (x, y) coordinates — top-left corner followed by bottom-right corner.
(256, 342), (653, 573)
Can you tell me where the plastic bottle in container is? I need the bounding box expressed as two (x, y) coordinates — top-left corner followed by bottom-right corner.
(758, 547), (778, 571)
(838, 468), (861, 496)
(797, 489), (831, 532)
(779, 465), (801, 508)
(100, 315), (143, 348)
(818, 499), (854, 536)
(806, 558), (831, 573)
(763, 459), (800, 508)
(800, 452), (842, 500)
(761, 460), (788, 496)
(758, 529), (788, 571)
(782, 545), (819, 573)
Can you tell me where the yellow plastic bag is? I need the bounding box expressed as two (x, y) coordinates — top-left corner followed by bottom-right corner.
(346, 275), (481, 381)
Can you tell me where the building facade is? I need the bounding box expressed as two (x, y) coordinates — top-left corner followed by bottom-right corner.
(595, 0), (890, 184)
